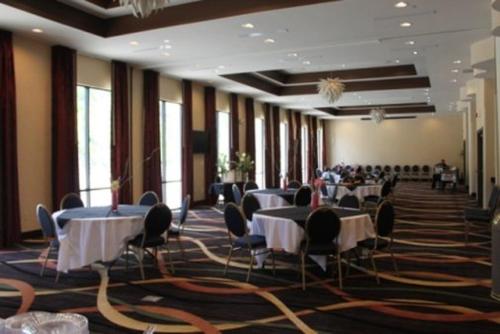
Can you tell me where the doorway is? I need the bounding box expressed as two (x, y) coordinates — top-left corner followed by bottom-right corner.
(477, 129), (484, 207)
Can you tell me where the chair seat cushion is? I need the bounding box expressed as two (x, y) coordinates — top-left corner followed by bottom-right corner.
(464, 208), (490, 221)
(357, 238), (389, 250)
(129, 234), (165, 248)
(364, 195), (380, 203)
(300, 241), (337, 255)
(234, 235), (267, 249)
(168, 227), (180, 236)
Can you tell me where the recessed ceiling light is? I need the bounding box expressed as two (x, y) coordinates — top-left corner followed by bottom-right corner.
(302, 60), (311, 65)
(451, 69), (459, 73)
(241, 23), (255, 29)
(450, 79), (457, 83)
(162, 52), (170, 56)
(32, 28), (43, 33)
(453, 59), (462, 64)
(412, 50), (419, 55)
(163, 39), (170, 43)
(129, 41), (139, 46)
(341, 64), (346, 68)
(400, 22), (412, 27)
(217, 65), (225, 69)
(160, 45), (172, 50)
(287, 53), (298, 57)
(395, 59), (400, 63)
(405, 40), (415, 45)
(395, 1), (408, 8)
(264, 38), (275, 44)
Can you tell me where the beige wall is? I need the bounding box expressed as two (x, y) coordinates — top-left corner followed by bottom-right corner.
(77, 54), (111, 90)
(326, 115), (463, 169)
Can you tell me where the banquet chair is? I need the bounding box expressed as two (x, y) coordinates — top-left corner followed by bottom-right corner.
(365, 165), (373, 174)
(338, 195), (360, 209)
(411, 165), (420, 181)
(167, 195), (191, 260)
(394, 165), (401, 175)
(242, 193), (261, 222)
(402, 165), (411, 180)
(391, 174), (400, 188)
(374, 165), (382, 173)
(126, 203), (173, 280)
(294, 185), (312, 206)
(232, 184), (242, 205)
(223, 203), (274, 282)
(356, 201), (398, 284)
(36, 204), (59, 278)
(464, 186), (499, 243)
(300, 207), (342, 290)
(243, 181), (259, 193)
(138, 191), (160, 206)
(288, 180), (302, 189)
(365, 181), (392, 205)
(59, 193), (84, 210)
(421, 165), (431, 180)
(383, 165), (392, 174)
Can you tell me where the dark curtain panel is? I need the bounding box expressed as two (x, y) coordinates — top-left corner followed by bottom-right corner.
(204, 86), (217, 199)
(229, 93), (239, 162)
(305, 115), (312, 182)
(111, 61), (132, 203)
(0, 30), (21, 246)
(244, 98), (256, 180)
(142, 70), (162, 201)
(182, 80), (193, 199)
(51, 45), (79, 210)
(294, 112), (302, 182)
(272, 106), (281, 187)
(311, 116), (318, 175)
(264, 103), (273, 188)
(321, 119), (328, 168)
(287, 110), (294, 180)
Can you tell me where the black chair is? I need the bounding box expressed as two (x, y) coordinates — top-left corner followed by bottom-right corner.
(374, 165), (382, 172)
(168, 195), (191, 260)
(365, 165), (373, 173)
(232, 184), (242, 205)
(356, 201), (398, 284)
(402, 165), (411, 180)
(338, 194), (360, 209)
(421, 165), (431, 180)
(391, 174), (400, 188)
(300, 207), (342, 290)
(412, 165), (420, 180)
(365, 181), (392, 204)
(288, 180), (302, 189)
(378, 171), (386, 181)
(223, 203), (274, 282)
(242, 193), (261, 222)
(294, 185), (312, 207)
(394, 165), (401, 174)
(315, 169), (323, 178)
(126, 203), (173, 279)
(243, 181), (259, 193)
(384, 165), (391, 173)
(138, 191), (160, 206)
(59, 193), (84, 210)
(36, 205), (59, 278)
(464, 186), (499, 243)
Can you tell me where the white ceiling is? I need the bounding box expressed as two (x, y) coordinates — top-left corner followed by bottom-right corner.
(0, 0), (492, 118)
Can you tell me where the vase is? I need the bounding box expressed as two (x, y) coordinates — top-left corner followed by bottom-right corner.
(111, 188), (119, 212)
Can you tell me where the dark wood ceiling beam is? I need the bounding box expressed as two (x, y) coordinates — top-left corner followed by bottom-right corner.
(86, 0), (118, 9)
(255, 70), (289, 85)
(339, 102), (428, 110)
(280, 77), (431, 95)
(361, 116), (417, 120)
(317, 105), (435, 116)
(221, 73), (281, 95)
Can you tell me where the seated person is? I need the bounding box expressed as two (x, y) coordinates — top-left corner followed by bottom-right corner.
(432, 159), (449, 189)
(354, 174), (365, 184)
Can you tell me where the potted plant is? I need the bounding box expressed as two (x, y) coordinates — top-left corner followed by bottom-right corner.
(217, 154), (230, 181)
(233, 152), (254, 182)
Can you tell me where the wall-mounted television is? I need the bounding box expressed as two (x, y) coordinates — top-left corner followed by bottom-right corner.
(193, 130), (209, 154)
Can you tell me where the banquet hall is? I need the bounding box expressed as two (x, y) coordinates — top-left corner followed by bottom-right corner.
(0, 0), (500, 333)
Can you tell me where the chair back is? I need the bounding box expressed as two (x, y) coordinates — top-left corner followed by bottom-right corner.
(243, 181), (259, 192)
(294, 186), (312, 206)
(403, 165), (410, 172)
(242, 193), (261, 221)
(488, 186), (500, 214)
(179, 195), (191, 226)
(315, 169), (323, 178)
(304, 208), (341, 245)
(320, 184), (328, 197)
(375, 165), (382, 171)
(384, 165), (391, 173)
(365, 165), (373, 173)
(422, 165), (430, 173)
(412, 165), (420, 172)
(288, 180), (302, 189)
(381, 181), (392, 197)
(60, 193), (84, 210)
(378, 171), (385, 180)
(394, 165), (401, 173)
(232, 184), (242, 205)
(144, 203), (172, 239)
(36, 205), (57, 239)
(224, 203), (247, 238)
(138, 191), (160, 206)
(375, 201), (395, 237)
(338, 194), (360, 209)
(391, 174), (399, 187)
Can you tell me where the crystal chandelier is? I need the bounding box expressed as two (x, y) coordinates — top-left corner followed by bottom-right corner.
(118, 0), (169, 18)
(370, 108), (386, 124)
(317, 78), (345, 104)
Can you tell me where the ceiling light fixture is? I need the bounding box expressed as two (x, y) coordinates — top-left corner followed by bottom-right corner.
(405, 40), (415, 45)
(400, 22), (412, 27)
(317, 78), (345, 104)
(287, 53), (298, 57)
(264, 38), (275, 44)
(32, 28), (43, 33)
(162, 52), (170, 56)
(370, 108), (386, 124)
(453, 60), (462, 64)
(241, 23), (255, 29)
(395, 1), (408, 8)
(395, 59), (400, 63)
(129, 41), (139, 46)
(412, 50), (418, 55)
(451, 69), (459, 73)
(303, 60), (311, 65)
(118, 0), (169, 18)
(450, 79), (457, 83)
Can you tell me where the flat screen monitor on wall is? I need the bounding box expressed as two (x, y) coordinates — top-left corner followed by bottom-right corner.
(193, 131), (209, 154)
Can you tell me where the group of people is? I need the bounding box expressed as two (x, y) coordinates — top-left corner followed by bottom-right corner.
(321, 163), (386, 185)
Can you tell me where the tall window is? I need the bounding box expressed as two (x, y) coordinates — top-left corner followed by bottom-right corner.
(318, 126), (324, 169)
(255, 118), (265, 188)
(301, 125), (309, 183)
(77, 86), (112, 206)
(217, 111), (230, 162)
(160, 101), (183, 209)
(280, 122), (288, 181)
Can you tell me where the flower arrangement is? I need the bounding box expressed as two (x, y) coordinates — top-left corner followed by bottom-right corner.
(233, 152), (254, 182)
(216, 154), (230, 177)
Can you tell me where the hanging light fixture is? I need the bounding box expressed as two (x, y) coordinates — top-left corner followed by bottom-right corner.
(370, 108), (386, 124)
(118, 0), (169, 18)
(317, 77), (345, 104)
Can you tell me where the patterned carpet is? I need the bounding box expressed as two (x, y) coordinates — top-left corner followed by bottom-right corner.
(0, 182), (499, 333)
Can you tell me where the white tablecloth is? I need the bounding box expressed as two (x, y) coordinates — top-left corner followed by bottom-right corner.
(52, 211), (144, 272)
(251, 210), (375, 270)
(251, 192), (292, 209)
(327, 184), (382, 201)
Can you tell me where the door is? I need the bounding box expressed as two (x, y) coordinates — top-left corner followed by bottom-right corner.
(477, 129), (484, 207)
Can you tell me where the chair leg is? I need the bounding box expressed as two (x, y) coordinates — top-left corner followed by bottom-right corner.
(40, 244), (51, 277)
(224, 246), (233, 276)
(138, 249), (145, 280)
(55, 270), (60, 283)
(177, 237), (186, 260)
(270, 250), (276, 276)
(345, 250), (351, 278)
(246, 251), (254, 282)
(165, 246), (175, 274)
(390, 249), (399, 275)
(337, 252), (343, 290)
(370, 252), (380, 284)
(301, 252), (306, 291)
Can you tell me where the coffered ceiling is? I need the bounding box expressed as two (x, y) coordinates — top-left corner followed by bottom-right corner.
(0, 0), (491, 119)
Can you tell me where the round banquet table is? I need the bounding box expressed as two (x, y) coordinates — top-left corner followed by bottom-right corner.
(247, 189), (296, 209)
(327, 184), (382, 201)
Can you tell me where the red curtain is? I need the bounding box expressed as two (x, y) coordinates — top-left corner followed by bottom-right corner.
(287, 110), (294, 180)
(264, 103), (273, 188)
(51, 45), (79, 210)
(311, 116), (318, 176)
(182, 80), (193, 199)
(204, 86), (217, 199)
(294, 112), (302, 182)
(111, 61), (132, 203)
(142, 70), (162, 201)
(0, 30), (21, 247)
(272, 106), (281, 187)
(229, 93), (239, 162)
(245, 98), (255, 180)
(321, 119), (328, 168)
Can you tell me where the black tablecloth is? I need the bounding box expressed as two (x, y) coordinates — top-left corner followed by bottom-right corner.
(250, 188), (296, 204)
(256, 206), (363, 228)
(56, 205), (150, 228)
